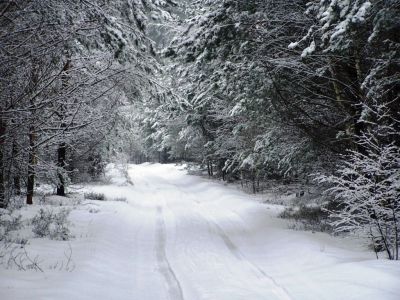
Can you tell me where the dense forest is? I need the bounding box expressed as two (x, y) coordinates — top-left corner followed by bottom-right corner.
(1, 0), (399, 261)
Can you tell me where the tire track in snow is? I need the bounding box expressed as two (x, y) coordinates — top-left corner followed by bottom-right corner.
(155, 206), (185, 300)
(210, 220), (293, 300)
(173, 186), (293, 300)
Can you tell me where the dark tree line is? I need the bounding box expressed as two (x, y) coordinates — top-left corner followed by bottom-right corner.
(134, 0), (399, 183)
(132, 0), (400, 258)
(0, 0), (173, 207)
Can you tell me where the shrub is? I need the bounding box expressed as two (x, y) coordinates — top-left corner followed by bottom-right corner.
(280, 204), (332, 233)
(111, 197), (127, 202)
(316, 129), (400, 260)
(84, 192), (106, 201)
(31, 208), (72, 240)
(0, 209), (23, 241)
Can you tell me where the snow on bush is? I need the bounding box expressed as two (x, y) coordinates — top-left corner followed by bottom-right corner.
(317, 133), (400, 259)
(0, 209), (23, 242)
(84, 192), (106, 201)
(31, 208), (72, 241)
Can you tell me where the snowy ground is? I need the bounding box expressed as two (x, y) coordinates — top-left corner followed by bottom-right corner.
(1, 163), (400, 300)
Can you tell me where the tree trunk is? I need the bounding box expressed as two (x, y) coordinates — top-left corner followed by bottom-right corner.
(391, 207), (399, 260)
(251, 170), (257, 194)
(329, 56), (366, 152)
(27, 126), (36, 205)
(11, 139), (21, 195)
(26, 62), (40, 205)
(56, 59), (71, 196)
(0, 116), (6, 208)
(56, 142), (66, 196)
(14, 176), (21, 196)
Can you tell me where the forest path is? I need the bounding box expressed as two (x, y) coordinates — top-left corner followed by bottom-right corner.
(2, 164), (399, 300)
(93, 163), (398, 300)
(127, 164), (293, 300)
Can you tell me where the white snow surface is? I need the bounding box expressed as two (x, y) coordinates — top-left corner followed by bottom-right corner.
(1, 163), (400, 300)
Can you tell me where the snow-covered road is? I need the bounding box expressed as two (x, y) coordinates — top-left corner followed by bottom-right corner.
(1, 163), (400, 300)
